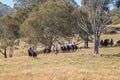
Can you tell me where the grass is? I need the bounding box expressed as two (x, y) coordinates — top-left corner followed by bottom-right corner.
(0, 26), (120, 80)
(0, 47), (120, 80)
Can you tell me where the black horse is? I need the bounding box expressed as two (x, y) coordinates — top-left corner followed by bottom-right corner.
(28, 47), (33, 57)
(61, 44), (78, 52)
(28, 47), (37, 57)
(103, 39), (110, 47)
(43, 46), (51, 53)
(100, 38), (114, 47)
(117, 40), (120, 46)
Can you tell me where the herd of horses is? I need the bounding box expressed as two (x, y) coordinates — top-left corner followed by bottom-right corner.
(100, 38), (120, 47)
(43, 44), (78, 53)
(100, 39), (114, 47)
(28, 39), (120, 57)
(28, 43), (79, 57)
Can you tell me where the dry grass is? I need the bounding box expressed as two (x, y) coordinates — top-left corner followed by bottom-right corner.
(0, 47), (120, 80)
(101, 33), (119, 42)
(0, 26), (120, 80)
(108, 24), (120, 27)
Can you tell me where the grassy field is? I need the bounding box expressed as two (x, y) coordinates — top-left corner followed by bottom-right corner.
(0, 46), (120, 80)
(0, 25), (120, 80)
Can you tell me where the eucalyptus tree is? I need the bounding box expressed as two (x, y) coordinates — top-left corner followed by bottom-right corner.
(20, 12), (43, 50)
(4, 19), (20, 57)
(0, 15), (12, 58)
(76, 0), (114, 56)
(0, 15), (19, 58)
(21, 0), (76, 50)
(72, 7), (93, 48)
(112, 0), (120, 24)
(0, 29), (7, 58)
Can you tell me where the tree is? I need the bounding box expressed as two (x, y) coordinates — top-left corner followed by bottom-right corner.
(0, 29), (7, 58)
(76, 0), (113, 56)
(13, 4), (39, 48)
(72, 7), (93, 48)
(0, 15), (12, 58)
(3, 19), (20, 57)
(21, 0), (76, 50)
(116, 0), (120, 8)
(13, 4), (37, 24)
(0, 15), (20, 58)
(112, 0), (120, 24)
(20, 12), (43, 50)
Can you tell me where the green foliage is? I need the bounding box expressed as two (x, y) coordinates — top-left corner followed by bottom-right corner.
(0, 14), (12, 24)
(13, 5), (36, 24)
(21, 0), (76, 46)
(20, 11), (43, 46)
(4, 19), (20, 39)
(0, 18), (20, 51)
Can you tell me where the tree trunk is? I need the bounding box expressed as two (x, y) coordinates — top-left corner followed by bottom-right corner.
(48, 41), (53, 50)
(0, 47), (7, 58)
(85, 41), (88, 48)
(9, 46), (13, 57)
(4, 47), (7, 58)
(34, 40), (38, 50)
(84, 35), (89, 48)
(94, 35), (100, 56)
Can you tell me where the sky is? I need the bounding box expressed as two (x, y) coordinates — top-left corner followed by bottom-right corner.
(0, 0), (13, 7)
(75, 0), (81, 6)
(0, 0), (114, 10)
(0, 0), (81, 8)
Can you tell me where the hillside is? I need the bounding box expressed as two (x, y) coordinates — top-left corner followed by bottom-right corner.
(0, 2), (16, 17)
(0, 27), (120, 80)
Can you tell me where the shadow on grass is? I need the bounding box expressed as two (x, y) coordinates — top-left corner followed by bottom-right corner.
(101, 53), (120, 58)
(114, 27), (120, 31)
(112, 53), (120, 57)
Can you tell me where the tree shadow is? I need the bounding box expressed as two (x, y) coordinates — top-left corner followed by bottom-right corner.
(100, 53), (120, 58)
(112, 53), (120, 57)
(114, 27), (120, 32)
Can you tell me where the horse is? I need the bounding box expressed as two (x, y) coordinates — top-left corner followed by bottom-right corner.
(43, 46), (51, 53)
(28, 47), (37, 57)
(61, 44), (78, 52)
(117, 40), (120, 46)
